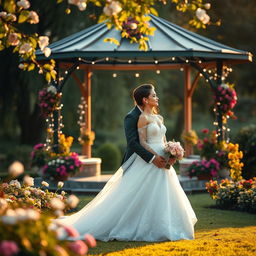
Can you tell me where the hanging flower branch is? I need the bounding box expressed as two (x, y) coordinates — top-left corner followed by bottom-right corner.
(38, 85), (62, 117)
(214, 83), (237, 119)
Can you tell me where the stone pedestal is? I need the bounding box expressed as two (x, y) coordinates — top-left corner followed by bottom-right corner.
(179, 155), (200, 177)
(74, 157), (102, 177)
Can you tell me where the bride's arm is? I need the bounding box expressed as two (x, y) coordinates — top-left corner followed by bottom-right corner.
(137, 115), (159, 156)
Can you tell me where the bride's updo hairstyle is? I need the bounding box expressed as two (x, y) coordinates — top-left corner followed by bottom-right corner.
(133, 84), (154, 106)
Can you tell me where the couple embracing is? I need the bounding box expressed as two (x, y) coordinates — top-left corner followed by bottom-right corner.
(58, 84), (197, 242)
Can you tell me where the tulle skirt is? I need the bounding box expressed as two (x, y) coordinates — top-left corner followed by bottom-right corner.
(57, 143), (197, 242)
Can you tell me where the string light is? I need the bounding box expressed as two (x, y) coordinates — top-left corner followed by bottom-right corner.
(105, 57), (109, 61)
(76, 66), (80, 70)
(113, 73), (117, 78)
(135, 73), (140, 77)
(172, 57), (175, 61)
(128, 60), (132, 63)
(180, 68), (184, 71)
(154, 60), (158, 64)
(91, 61), (95, 65)
(156, 70), (160, 74)
(185, 59), (189, 63)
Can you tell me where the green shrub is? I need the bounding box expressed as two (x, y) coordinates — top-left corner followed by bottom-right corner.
(96, 142), (121, 173)
(235, 125), (256, 179)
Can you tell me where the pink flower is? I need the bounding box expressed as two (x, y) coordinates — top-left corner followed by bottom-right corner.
(84, 234), (97, 248)
(28, 11), (39, 24)
(19, 43), (32, 54)
(0, 241), (19, 256)
(63, 225), (80, 238)
(7, 33), (20, 46)
(68, 240), (88, 255)
(201, 128), (209, 134)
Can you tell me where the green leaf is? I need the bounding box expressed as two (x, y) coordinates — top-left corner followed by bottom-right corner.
(103, 37), (120, 46)
(45, 72), (51, 83)
(27, 63), (35, 71)
(150, 7), (158, 16)
(18, 10), (30, 24)
(43, 64), (52, 71)
(29, 37), (37, 48)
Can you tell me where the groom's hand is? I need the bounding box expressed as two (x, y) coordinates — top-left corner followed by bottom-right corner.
(153, 156), (166, 168)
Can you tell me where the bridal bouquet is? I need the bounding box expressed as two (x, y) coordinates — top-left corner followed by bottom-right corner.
(164, 141), (185, 161)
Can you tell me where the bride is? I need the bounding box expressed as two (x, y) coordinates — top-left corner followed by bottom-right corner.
(58, 84), (197, 242)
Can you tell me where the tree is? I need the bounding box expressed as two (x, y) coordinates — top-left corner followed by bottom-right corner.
(0, 0), (212, 82)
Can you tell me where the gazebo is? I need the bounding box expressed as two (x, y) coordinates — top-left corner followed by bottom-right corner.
(36, 14), (252, 162)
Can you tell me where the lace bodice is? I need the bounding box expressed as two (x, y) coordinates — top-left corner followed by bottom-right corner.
(144, 122), (167, 144)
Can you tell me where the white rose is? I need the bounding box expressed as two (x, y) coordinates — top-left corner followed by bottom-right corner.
(17, 0), (30, 9)
(204, 3), (211, 10)
(196, 8), (210, 24)
(7, 33), (20, 46)
(15, 208), (28, 221)
(47, 85), (57, 94)
(67, 195), (79, 208)
(6, 13), (17, 22)
(28, 11), (39, 24)
(38, 36), (49, 51)
(58, 181), (64, 189)
(43, 47), (51, 57)
(130, 23), (137, 30)
(26, 209), (40, 220)
(78, 1), (87, 11)
(2, 209), (17, 225)
(24, 190), (31, 196)
(221, 83), (229, 89)
(41, 181), (49, 187)
(9, 179), (21, 189)
(54, 210), (64, 217)
(19, 43), (33, 54)
(50, 198), (65, 210)
(8, 161), (24, 177)
(109, 1), (122, 15)
(103, 6), (112, 16)
(0, 12), (7, 18)
(23, 175), (34, 187)
(61, 191), (66, 196)
(18, 63), (25, 69)
(0, 198), (8, 212)
(201, 14), (210, 24)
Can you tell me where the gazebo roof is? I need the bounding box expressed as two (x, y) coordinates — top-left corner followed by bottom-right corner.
(36, 15), (252, 65)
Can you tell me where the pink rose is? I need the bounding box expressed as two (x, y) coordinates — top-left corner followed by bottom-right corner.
(63, 225), (79, 238)
(68, 240), (88, 255)
(84, 234), (97, 248)
(0, 241), (19, 256)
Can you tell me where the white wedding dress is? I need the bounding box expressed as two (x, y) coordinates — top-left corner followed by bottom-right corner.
(58, 122), (197, 241)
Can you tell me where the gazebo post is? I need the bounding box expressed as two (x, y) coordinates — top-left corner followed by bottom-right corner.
(184, 66), (192, 157)
(216, 60), (224, 142)
(82, 67), (92, 157)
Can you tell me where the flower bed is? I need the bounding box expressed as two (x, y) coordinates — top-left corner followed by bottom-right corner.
(206, 178), (256, 213)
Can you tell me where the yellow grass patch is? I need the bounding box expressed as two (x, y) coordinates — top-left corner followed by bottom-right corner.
(89, 226), (256, 256)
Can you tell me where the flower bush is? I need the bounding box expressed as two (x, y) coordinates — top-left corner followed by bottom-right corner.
(181, 130), (198, 146)
(213, 83), (237, 119)
(196, 129), (218, 160)
(38, 85), (61, 117)
(206, 178), (256, 213)
(188, 159), (220, 179)
(122, 17), (143, 41)
(42, 153), (82, 181)
(0, 197), (96, 256)
(31, 143), (48, 168)
(0, 178), (70, 212)
(31, 134), (82, 180)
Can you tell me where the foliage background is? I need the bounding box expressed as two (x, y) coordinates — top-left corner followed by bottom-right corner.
(0, 0), (255, 172)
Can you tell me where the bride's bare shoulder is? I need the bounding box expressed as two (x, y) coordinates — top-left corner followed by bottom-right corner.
(138, 114), (149, 128)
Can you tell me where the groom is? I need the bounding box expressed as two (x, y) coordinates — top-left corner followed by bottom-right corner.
(122, 84), (166, 168)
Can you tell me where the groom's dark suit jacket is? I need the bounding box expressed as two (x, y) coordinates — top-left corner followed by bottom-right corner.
(122, 105), (154, 164)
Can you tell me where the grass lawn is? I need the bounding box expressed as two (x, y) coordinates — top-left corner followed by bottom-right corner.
(75, 193), (256, 255)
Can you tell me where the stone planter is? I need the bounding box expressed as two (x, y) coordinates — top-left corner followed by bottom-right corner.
(179, 156), (200, 177)
(74, 157), (102, 177)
